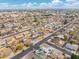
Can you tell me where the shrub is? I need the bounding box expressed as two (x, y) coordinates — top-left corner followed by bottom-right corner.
(71, 54), (79, 59)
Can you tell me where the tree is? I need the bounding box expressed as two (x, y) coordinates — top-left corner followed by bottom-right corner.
(69, 31), (76, 36)
(33, 19), (37, 22)
(34, 46), (40, 50)
(64, 20), (67, 24)
(25, 44), (30, 47)
(71, 54), (79, 59)
(69, 41), (76, 44)
(16, 43), (24, 50)
(63, 35), (68, 41)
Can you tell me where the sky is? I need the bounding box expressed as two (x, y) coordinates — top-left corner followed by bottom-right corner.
(0, 0), (79, 9)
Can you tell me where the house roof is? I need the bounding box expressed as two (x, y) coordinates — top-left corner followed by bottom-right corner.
(65, 43), (78, 51)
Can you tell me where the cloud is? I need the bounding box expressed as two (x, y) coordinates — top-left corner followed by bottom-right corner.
(0, 3), (33, 9)
(52, 0), (62, 5)
(66, 0), (78, 2)
(64, 0), (79, 8)
(0, 2), (53, 9)
(51, 0), (79, 9)
(39, 3), (53, 9)
(52, 0), (61, 3)
(0, 0), (79, 9)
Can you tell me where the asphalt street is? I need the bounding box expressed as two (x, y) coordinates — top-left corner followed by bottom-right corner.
(11, 19), (77, 59)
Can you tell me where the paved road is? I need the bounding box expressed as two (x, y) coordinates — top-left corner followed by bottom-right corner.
(0, 28), (31, 39)
(45, 42), (72, 56)
(11, 19), (77, 59)
(0, 18), (76, 39)
(11, 33), (53, 59)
